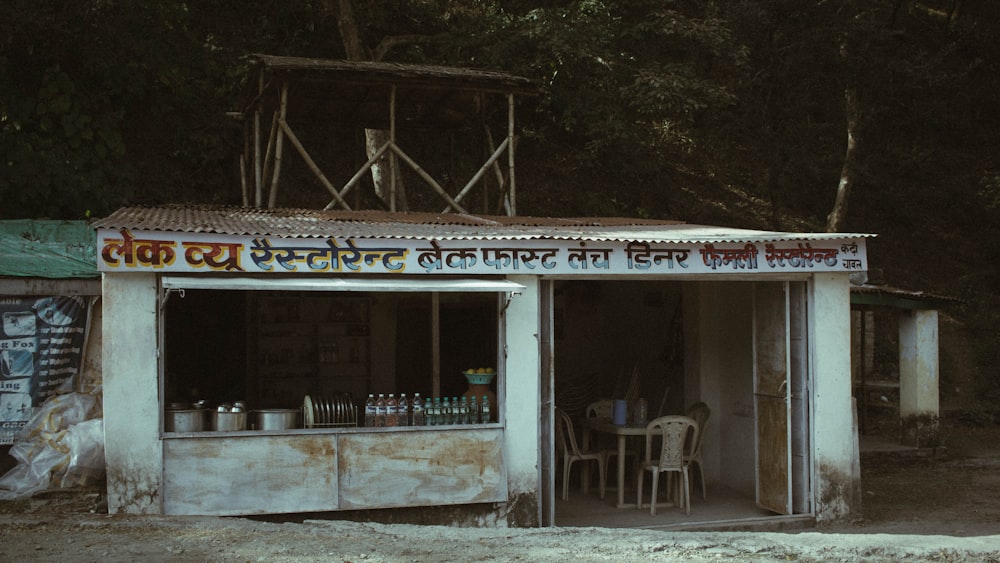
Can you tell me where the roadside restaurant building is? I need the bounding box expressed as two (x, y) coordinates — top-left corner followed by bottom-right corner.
(95, 204), (871, 527)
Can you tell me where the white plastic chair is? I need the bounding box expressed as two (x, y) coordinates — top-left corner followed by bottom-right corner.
(685, 402), (711, 500)
(636, 415), (698, 515)
(556, 407), (606, 501)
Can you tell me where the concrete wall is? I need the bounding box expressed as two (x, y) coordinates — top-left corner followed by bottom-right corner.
(102, 272), (162, 514)
(810, 273), (859, 522)
(685, 282), (756, 496)
(686, 275), (859, 521)
(502, 275), (542, 525)
(899, 309), (939, 417)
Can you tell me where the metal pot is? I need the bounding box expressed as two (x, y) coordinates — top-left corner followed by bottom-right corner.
(212, 410), (247, 432)
(166, 409), (207, 432)
(251, 409), (299, 431)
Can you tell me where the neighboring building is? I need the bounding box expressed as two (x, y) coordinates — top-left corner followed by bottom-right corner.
(0, 220), (101, 459)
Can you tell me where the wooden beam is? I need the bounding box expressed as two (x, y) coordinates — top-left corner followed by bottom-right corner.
(507, 93), (516, 216)
(323, 141), (391, 211)
(391, 143), (466, 213)
(260, 110), (278, 203)
(253, 70), (264, 206)
(432, 292), (440, 398)
(278, 119), (353, 210)
(389, 85), (397, 212)
(267, 81), (289, 209)
(445, 137), (509, 212)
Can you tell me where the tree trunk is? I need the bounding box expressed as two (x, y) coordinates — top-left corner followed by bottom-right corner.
(332, 0), (406, 209)
(826, 86), (858, 232)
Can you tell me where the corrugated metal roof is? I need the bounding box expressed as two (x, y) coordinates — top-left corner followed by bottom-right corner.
(0, 220), (98, 279)
(250, 54), (540, 95)
(851, 284), (960, 308)
(94, 205), (875, 245)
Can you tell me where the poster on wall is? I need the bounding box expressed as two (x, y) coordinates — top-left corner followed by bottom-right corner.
(0, 296), (89, 445)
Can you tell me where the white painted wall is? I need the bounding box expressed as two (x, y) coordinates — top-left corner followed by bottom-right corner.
(685, 282), (756, 495)
(503, 275), (541, 503)
(102, 272), (162, 514)
(899, 309), (939, 416)
(810, 273), (858, 522)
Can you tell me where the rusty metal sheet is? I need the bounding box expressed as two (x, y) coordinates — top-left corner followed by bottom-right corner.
(337, 429), (507, 509)
(162, 434), (338, 516)
(93, 204), (873, 244)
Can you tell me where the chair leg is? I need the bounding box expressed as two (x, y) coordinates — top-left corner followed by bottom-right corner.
(697, 461), (706, 500)
(649, 471), (659, 516)
(681, 467), (690, 515)
(601, 454), (611, 499)
(562, 459), (571, 501)
(635, 468), (644, 510)
(597, 458), (606, 499)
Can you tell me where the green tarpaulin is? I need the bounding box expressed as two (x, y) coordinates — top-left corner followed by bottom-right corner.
(0, 220), (98, 279)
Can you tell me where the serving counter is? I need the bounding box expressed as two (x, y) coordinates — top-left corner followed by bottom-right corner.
(161, 425), (507, 516)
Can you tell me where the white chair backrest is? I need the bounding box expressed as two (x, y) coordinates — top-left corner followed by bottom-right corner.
(644, 415), (698, 470)
(586, 399), (613, 419)
(556, 408), (583, 457)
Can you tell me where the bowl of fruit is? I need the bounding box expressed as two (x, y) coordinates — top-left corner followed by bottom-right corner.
(463, 367), (496, 385)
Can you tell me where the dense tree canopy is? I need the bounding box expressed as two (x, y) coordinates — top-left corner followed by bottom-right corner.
(2, 0), (998, 295)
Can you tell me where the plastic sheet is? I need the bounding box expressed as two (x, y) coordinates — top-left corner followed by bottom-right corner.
(0, 392), (104, 500)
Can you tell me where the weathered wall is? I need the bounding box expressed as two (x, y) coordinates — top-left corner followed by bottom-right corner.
(102, 272), (162, 513)
(685, 282), (756, 496)
(811, 273), (859, 522)
(503, 275), (541, 526)
(899, 309), (941, 447)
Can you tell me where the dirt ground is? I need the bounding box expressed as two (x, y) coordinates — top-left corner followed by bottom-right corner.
(2, 421), (1000, 562)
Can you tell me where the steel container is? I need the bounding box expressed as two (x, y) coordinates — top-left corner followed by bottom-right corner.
(212, 410), (247, 431)
(251, 409), (299, 431)
(166, 409), (207, 432)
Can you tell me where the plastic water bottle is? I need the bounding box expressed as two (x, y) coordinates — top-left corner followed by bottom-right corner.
(398, 393), (409, 426)
(364, 393), (376, 427)
(386, 394), (398, 427)
(635, 397), (648, 425)
(469, 395), (478, 424)
(411, 393), (425, 426)
(426, 397), (435, 426)
(441, 397), (451, 425)
(459, 396), (470, 424)
(375, 393), (386, 427)
(481, 395), (491, 423)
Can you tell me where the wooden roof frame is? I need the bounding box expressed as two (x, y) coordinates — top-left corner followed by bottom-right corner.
(234, 54), (540, 216)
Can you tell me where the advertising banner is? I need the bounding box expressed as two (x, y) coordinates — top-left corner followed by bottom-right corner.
(0, 296), (89, 444)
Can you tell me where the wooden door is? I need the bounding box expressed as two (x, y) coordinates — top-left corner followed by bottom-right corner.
(539, 280), (556, 526)
(753, 282), (792, 515)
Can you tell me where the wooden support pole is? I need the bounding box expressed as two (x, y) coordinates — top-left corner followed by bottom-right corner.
(444, 137), (509, 212)
(507, 93), (516, 216)
(260, 110), (278, 202)
(241, 119), (251, 206)
(482, 126), (511, 216)
(389, 86), (397, 212)
(239, 154), (248, 207)
(432, 292), (440, 398)
(323, 141), (391, 211)
(253, 71), (264, 207)
(278, 119), (353, 210)
(267, 81), (289, 209)
(391, 144), (467, 213)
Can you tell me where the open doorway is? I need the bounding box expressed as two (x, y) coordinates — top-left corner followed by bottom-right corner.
(549, 279), (814, 529)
